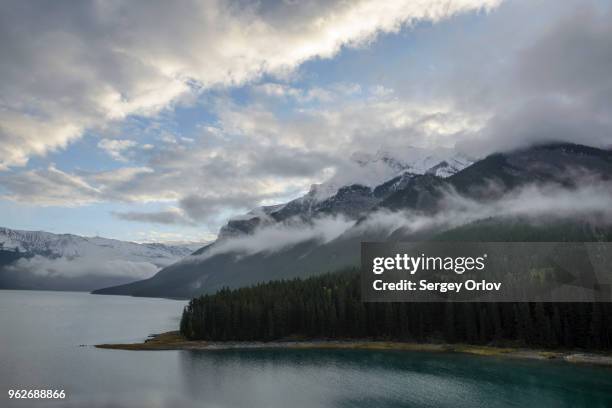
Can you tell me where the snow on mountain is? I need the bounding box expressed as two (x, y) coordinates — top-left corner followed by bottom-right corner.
(425, 155), (474, 178)
(96, 143), (612, 299)
(290, 147), (474, 205)
(0, 227), (195, 266)
(0, 227), (203, 291)
(350, 147), (474, 182)
(219, 147), (474, 238)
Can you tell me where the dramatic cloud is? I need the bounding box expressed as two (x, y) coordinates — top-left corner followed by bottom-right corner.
(2, 0), (611, 242)
(517, 7), (612, 102)
(456, 3), (612, 155)
(0, 0), (498, 169)
(3, 86), (479, 223)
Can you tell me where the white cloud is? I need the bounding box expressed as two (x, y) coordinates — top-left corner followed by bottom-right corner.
(0, 113), (83, 170)
(0, 0), (500, 169)
(0, 166), (161, 206)
(0, 165), (101, 206)
(5, 0), (611, 242)
(189, 178), (612, 261)
(8, 255), (159, 280)
(354, 179), (612, 238)
(0, 84), (485, 222)
(191, 215), (354, 260)
(97, 139), (138, 161)
(133, 230), (215, 245)
(91, 166), (154, 185)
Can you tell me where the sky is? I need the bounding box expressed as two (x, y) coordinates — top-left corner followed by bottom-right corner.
(0, 0), (611, 243)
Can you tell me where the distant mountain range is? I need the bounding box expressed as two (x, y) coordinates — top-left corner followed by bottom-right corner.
(94, 143), (612, 299)
(0, 228), (199, 291)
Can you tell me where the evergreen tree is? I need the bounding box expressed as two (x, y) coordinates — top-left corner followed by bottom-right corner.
(179, 269), (611, 350)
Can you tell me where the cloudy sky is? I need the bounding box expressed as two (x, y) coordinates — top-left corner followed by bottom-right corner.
(0, 0), (610, 243)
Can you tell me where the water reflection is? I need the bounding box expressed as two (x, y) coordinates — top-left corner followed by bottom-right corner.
(2, 291), (612, 408)
(178, 348), (612, 408)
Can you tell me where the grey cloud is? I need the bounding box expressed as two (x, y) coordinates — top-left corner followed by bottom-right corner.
(248, 147), (333, 177)
(113, 209), (196, 226)
(517, 7), (612, 100)
(463, 98), (612, 157)
(179, 193), (264, 224)
(438, 2), (612, 156)
(0, 166), (101, 206)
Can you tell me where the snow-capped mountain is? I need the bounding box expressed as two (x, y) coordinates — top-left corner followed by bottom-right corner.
(218, 148), (474, 239)
(0, 227), (198, 291)
(0, 227), (195, 264)
(352, 147), (472, 177)
(95, 143), (612, 299)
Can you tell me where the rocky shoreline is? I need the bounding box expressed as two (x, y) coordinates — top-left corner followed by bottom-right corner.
(95, 331), (612, 367)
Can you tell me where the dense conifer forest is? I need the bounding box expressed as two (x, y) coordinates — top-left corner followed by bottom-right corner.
(180, 269), (612, 350)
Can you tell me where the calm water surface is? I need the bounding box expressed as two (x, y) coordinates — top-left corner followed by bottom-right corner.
(1, 290), (612, 408)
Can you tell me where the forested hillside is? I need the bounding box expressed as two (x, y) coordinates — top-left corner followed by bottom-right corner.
(180, 269), (612, 350)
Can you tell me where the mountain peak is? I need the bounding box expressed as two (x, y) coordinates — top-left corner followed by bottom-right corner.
(96, 143), (612, 299)
(216, 148), (475, 239)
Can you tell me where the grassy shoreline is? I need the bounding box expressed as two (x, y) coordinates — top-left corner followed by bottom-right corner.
(95, 331), (612, 367)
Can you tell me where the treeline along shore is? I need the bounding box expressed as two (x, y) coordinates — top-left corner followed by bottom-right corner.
(179, 269), (612, 350)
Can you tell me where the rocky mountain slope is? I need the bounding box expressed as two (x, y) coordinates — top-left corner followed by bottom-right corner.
(218, 149), (473, 239)
(94, 143), (612, 299)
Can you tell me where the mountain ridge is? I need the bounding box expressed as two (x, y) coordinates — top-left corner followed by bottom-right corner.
(219, 150), (474, 239)
(94, 142), (612, 299)
(0, 227), (201, 292)
(0, 227), (199, 259)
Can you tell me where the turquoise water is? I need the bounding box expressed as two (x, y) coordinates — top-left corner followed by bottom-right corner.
(1, 290), (611, 407)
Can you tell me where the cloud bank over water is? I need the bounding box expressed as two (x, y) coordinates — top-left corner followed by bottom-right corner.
(7, 256), (159, 280)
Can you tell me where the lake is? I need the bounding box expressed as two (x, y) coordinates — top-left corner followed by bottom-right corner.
(1, 290), (612, 407)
